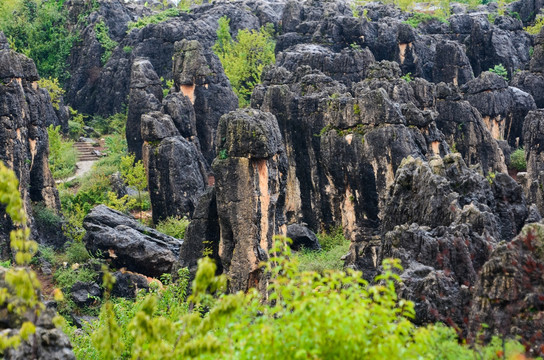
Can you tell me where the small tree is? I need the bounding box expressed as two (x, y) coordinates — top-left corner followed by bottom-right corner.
(120, 154), (147, 217)
(213, 16), (276, 107)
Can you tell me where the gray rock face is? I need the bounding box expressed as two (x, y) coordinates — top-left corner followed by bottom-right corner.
(212, 109), (287, 292)
(0, 32), (62, 253)
(83, 205), (183, 277)
(462, 72), (536, 147)
(142, 111), (208, 223)
(126, 58), (163, 160)
(172, 39), (238, 163)
(469, 223), (544, 357)
(286, 224), (321, 251)
(112, 271), (150, 299)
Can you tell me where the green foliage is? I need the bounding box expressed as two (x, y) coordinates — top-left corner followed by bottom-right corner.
(403, 12), (448, 28)
(161, 77), (175, 98)
(95, 20), (118, 65)
(0, 259), (11, 268)
(37, 77), (64, 110)
(66, 241), (91, 264)
(68, 240), (527, 359)
(127, 8), (179, 30)
(54, 266), (97, 292)
(123, 46), (133, 54)
(0, 0), (76, 82)
(104, 191), (137, 214)
(0, 161), (43, 351)
(156, 216), (190, 239)
(213, 17), (276, 107)
(68, 107), (86, 140)
(89, 112), (127, 136)
(47, 125), (78, 179)
(36, 245), (55, 264)
(525, 14), (544, 35)
(218, 149), (228, 159)
(177, 0), (203, 12)
(401, 72), (414, 82)
(32, 202), (62, 231)
(510, 148), (527, 171)
(120, 154), (147, 214)
(486, 171), (496, 184)
(296, 227), (350, 272)
(489, 64), (508, 80)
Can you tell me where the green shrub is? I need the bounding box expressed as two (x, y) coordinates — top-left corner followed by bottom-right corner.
(89, 112), (127, 136)
(525, 14), (544, 35)
(297, 227), (350, 272)
(0, 0), (76, 82)
(120, 154), (148, 213)
(47, 124), (78, 179)
(32, 202), (62, 231)
(489, 64), (508, 80)
(156, 216), (190, 239)
(95, 20), (118, 65)
(37, 77), (64, 110)
(403, 12), (448, 28)
(54, 266), (97, 291)
(0, 259), (11, 268)
(66, 241), (91, 264)
(37, 245), (55, 264)
(67, 241), (527, 359)
(123, 46), (133, 54)
(127, 8), (179, 30)
(510, 148), (527, 171)
(177, 0), (203, 12)
(213, 16), (276, 107)
(68, 107), (86, 140)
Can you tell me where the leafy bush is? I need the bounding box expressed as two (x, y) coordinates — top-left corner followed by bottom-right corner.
(0, 0), (76, 82)
(127, 8), (179, 30)
(489, 64), (508, 80)
(54, 266), (97, 292)
(0, 259), (11, 268)
(525, 14), (544, 35)
(177, 0), (203, 12)
(67, 241), (527, 359)
(510, 148), (527, 171)
(37, 77), (64, 110)
(403, 12), (448, 28)
(213, 16), (276, 107)
(297, 227), (350, 272)
(66, 241), (91, 264)
(89, 112), (127, 136)
(156, 216), (190, 239)
(32, 202), (62, 231)
(47, 125), (78, 179)
(95, 20), (118, 65)
(68, 107), (86, 140)
(120, 154), (147, 213)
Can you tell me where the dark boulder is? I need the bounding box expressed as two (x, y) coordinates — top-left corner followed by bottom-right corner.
(112, 271), (150, 299)
(71, 281), (102, 307)
(286, 224), (321, 251)
(83, 205), (183, 277)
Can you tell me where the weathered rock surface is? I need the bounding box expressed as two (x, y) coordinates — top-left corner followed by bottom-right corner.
(112, 271), (150, 299)
(354, 154), (530, 332)
(0, 32), (62, 254)
(142, 111), (208, 223)
(126, 58), (163, 160)
(522, 110), (544, 214)
(83, 205), (183, 277)
(469, 223), (544, 357)
(212, 109), (287, 292)
(71, 281), (102, 307)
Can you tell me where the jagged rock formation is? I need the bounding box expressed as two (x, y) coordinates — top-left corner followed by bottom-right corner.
(0, 268), (75, 359)
(358, 154), (529, 331)
(83, 205), (183, 277)
(127, 58), (163, 160)
(0, 32), (62, 253)
(212, 109), (287, 292)
(180, 109), (287, 292)
(142, 111), (208, 223)
(512, 26), (544, 108)
(469, 223), (544, 357)
(286, 224), (320, 251)
(522, 110), (544, 214)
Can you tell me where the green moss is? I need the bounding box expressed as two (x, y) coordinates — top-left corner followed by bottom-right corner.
(353, 104), (361, 115)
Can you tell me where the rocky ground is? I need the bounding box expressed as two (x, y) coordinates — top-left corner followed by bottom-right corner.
(2, 0), (544, 356)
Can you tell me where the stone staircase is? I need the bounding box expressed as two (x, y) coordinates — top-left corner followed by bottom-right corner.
(73, 142), (100, 161)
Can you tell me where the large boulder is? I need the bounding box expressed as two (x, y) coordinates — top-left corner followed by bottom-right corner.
(83, 205), (183, 277)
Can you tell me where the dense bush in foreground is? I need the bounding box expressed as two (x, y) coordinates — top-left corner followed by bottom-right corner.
(65, 239), (526, 360)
